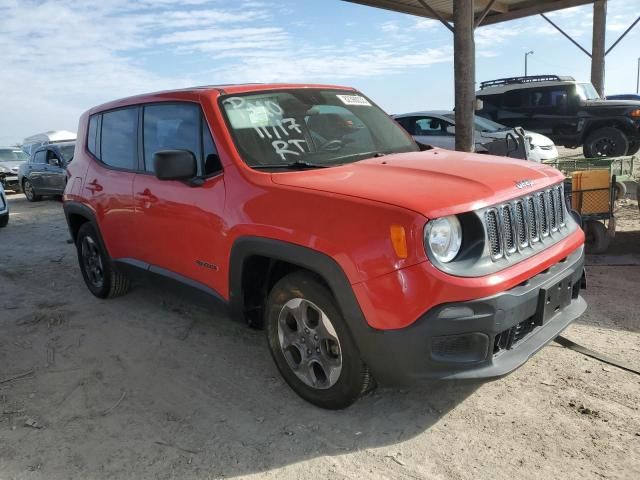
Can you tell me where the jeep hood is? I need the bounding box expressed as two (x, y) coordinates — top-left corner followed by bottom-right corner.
(271, 149), (565, 218)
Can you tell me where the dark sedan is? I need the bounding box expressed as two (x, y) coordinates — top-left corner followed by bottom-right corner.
(18, 142), (75, 201)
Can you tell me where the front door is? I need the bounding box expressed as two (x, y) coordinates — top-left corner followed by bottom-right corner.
(43, 149), (66, 193)
(132, 102), (226, 294)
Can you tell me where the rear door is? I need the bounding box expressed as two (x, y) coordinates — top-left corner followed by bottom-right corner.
(132, 102), (226, 293)
(84, 107), (138, 259)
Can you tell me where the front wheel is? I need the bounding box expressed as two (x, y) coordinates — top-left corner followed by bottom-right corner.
(583, 127), (629, 158)
(76, 223), (130, 298)
(265, 271), (374, 409)
(0, 213), (8, 228)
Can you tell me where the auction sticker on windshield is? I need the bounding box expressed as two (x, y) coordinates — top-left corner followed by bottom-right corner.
(336, 94), (371, 106)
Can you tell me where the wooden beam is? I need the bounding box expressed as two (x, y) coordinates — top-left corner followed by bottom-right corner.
(475, 0), (497, 28)
(454, 0), (475, 152)
(591, 0), (606, 96)
(540, 13), (591, 57)
(416, 0), (454, 32)
(476, 0), (507, 13)
(479, 0), (596, 26)
(605, 15), (640, 55)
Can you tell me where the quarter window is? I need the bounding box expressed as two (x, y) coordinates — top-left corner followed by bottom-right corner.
(101, 107), (138, 170)
(87, 114), (99, 157)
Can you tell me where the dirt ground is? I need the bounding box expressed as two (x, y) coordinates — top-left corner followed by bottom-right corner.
(1, 187), (639, 480)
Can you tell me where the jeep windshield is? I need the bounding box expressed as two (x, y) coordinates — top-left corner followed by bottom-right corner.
(220, 89), (418, 170)
(576, 83), (600, 101)
(0, 149), (28, 162)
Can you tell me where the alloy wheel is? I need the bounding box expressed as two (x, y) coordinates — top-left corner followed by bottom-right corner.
(277, 298), (343, 389)
(81, 236), (104, 289)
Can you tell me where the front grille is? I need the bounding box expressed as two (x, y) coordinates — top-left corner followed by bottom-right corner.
(484, 184), (567, 261)
(494, 316), (538, 354)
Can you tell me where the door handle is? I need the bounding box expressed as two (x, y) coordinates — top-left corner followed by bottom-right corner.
(137, 188), (158, 204)
(85, 179), (103, 193)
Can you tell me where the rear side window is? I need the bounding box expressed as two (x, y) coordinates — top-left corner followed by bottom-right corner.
(503, 90), (527, 108)
(87, 115), (99, 157)
(143, 103), (222, 176)
(101, 108), (138, 170)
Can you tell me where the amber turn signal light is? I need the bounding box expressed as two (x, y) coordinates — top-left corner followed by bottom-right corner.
(390, 225), (408, 259)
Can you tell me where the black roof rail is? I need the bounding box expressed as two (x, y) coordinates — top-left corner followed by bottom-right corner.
(479, 75), (575, 89)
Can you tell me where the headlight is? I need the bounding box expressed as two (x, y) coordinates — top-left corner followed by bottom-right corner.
(425, 215), (462, 263)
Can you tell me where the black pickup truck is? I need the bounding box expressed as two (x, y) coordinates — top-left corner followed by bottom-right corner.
(476, 75), (640, 157)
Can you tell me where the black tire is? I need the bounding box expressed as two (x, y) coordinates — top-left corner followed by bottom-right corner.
(584, 220), (609, 254)
(614, 181), (627, 200)
(626, 141), (640, 156)
(76, 222), (130, 298)
(23, 179), (41, 202)
(0, 213), (8, 228)
(265, 271), (373, 409)
(583, 127), (629, 158)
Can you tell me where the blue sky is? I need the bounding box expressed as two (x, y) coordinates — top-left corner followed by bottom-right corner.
(1, 0), (639, 145)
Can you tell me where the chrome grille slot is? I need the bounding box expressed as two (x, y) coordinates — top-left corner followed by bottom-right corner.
(501, 205), (516, 254)
(513, 200), (528, 247)
(526, 196), (539, 243)
(554, 186), (565, 226)
(547, 190), (558, 232)
(482, 184), (569, 263)
(485, 209), (502, 259)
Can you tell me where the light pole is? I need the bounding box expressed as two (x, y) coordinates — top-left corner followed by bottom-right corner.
(637, 57), (639, 94)
(525, 50), (534, 77)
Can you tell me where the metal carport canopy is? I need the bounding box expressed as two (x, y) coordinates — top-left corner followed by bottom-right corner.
(343, 0), (599, 153)
(344, 0), (598, 26)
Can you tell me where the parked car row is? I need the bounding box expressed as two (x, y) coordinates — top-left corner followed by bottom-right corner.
(0, 147), (29, 192)
(393, 110), (558, 162)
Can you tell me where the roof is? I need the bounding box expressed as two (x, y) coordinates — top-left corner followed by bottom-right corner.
(87, 83), (356, 114)
(343, 0), (596, 27)
(477, 79), (584, 96)
(393, 110), (453, 118)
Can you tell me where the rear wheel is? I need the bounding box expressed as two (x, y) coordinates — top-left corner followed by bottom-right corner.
(76, 223), (130, 298)
(626, 141), (640, 156)
(23, 179), (41, 202)
(0, 213), (8, 228)
(265, 271), (373, 409)
(583, 127), (629, 158)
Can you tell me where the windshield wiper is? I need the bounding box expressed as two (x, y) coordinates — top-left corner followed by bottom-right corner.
(251, 160), (330, 170)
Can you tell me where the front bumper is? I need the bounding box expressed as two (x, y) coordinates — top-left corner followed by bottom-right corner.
(0, 174), (19, 189)
(356, 246), (586, 386)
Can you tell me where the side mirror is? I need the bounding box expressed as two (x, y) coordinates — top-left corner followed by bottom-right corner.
(154, 150), (197, 181)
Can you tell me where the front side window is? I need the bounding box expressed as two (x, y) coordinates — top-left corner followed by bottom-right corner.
(143, 103), (200, 173)
(413, 117), (452, 136)
(220, 89), (417, 169)
(101, 107), (138, 170)
(34, 150), (46, 164)
(0, 149), (29, 162)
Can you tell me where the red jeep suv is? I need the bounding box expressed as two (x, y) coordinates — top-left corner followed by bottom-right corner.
(63, 84), (587, 409)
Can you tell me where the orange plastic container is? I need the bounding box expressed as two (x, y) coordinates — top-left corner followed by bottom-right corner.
(571, 170), (610, 214)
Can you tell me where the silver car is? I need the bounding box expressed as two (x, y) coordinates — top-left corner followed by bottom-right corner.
(393, 111), (558, 162)
(0, 147), (29, 192)
(0, 182), (8, 228)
